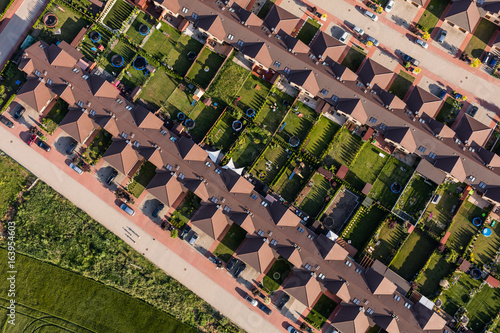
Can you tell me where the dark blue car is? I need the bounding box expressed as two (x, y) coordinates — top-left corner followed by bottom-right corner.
(437, 89), (446, 100)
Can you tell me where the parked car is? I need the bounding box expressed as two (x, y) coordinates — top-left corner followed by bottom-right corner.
(69, 162), (83, 175)
(489, 56), (499, 68)
(106, 168), (118, 185)
(188, 232), (198, 245)
(438, 29), (447, 44)
(226, 257), (240, 271)
(353, 25), (364, 36)
(364, 9), (378, 21)
(151, 202), (165, 218)
(179, 225), (192, 240)
(233, 262), (246, 278)
(12, 105), (25, 120)
(120, 202), (135, 216)
(287, 326), (299, 333)
(467, 105), (478, 117)
(66, 139), (77, 155)
(366, 35), (379, 47)
(36, 139), (51, 152)
(257, 302), (272, 315)
(415, 38), (428, 49)
(402, 53), (420, 66)
(277, 293), (290, 310)
(244, 295), (258, 306)
(437, 88), (447, 100)
(27, 134), (37, 146)
(337, 31), (350, 44)
(385, 0), (395, 12)
(0, 115), (14, 128)
(483, 52), (492, 65)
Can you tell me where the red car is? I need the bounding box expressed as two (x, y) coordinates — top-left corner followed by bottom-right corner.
(27, 134), (37, 145)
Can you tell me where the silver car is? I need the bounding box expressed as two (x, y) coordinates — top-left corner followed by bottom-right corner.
(364, 10), (378, 21)
(366, 35), (379, 47)
(353, 26), (364, 36)
(415, 38), (428, 49)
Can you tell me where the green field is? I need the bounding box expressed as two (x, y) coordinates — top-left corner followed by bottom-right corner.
(254, 89), (295, 134)
(272, 160), (313, 203)
(103, 0), (134, 30)
(208, 60), (250, 105)
(0, 154), (34, 218)
(298, 173), (332, 218)
(394, 174), (436, 222)
(139, 68), (179, 109)
(390, 231), (436, 281)
(303, 116), (340, 158)
(186, 47), (225, 88)
(250, 141), (290, 185)
(345, 144), (388, 191)
(435, 97), (461, 126)
(440, 272), (481, 316)
(342, 206), (387, 251)
(126, 11), (152, 45)
(369, 221), (408, 265)
(278, 101), (317, 144)
(323, 127), (363, 169)
(166, 34), (203, 76)
(165, 87), (195, 117)
(445, 201), (482, 253)
(369, 158), (414, 209)
(142, 23), (181, 59)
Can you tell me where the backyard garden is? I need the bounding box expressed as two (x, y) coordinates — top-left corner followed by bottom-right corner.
(393, 174), (436, 224)
(342, 205), (387, 251)
(186, 47), (225, 89)
(186, 102), (224, 141)
(142, 23), (181, 60)
(234, 74), (272, 115)
(250, 141), (291, 185)
(126, 11), (153, 45)
(323, 127), (363, 169)
(367, 219), (408, 265)
(139, 68), (179, 109)
(207, 59), (250, 105)
(230, 127), (271, 168)
(345, 143), (388, 191)
(415, 251), (456, 297)
(166, 34), (204, 76)
(101, 40), (136, 77)
(272, 159), (313, 203)
(102, 0), (134, 31)
(277, 101), (317, 146)
(297, 173), (334, 219)
(421, 182), (463, 236)
(254, 88), (295, 134)
(302, 116), (340, 158)
(445, 201), (484, 253)
(205, 112), (241, 151)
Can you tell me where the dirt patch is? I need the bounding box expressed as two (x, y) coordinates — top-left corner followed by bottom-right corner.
(320, 188), (360, 233)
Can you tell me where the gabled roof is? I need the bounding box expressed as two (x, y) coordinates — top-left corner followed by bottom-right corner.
(17, 78), (53, 112)
(184, 178), (210, 201)
(221, 169), (254, 194)
(288, 70), (320, 96)
(233, 4), (263, 26)
(59, 108), (95, 144)
(51, 84), (75, 105)
(331, 304), (370, 333)
(268, 201), (301, 227)
(279, 30), (310, 54)
(158, 0), (181, 12)
(276, 245), (303, 268)
(477, 147), (500, 167)
(18, 58), (34, 74)
(310, 31), (345, 61)
(139, 146), (168, 169)
(374, 315), (400, 333)
(229, 211), (255, 234)
(324, 279), (351, 303)
(416, 159), (446, 187)
(364, 268), (397, 295)
(263, 4), (299, 33)
(190, 204), (229, 240)
(132, 105), (163, 130)
(315, 234), (349, 261)
(384, 127), (417, 153)
(413, 303), (446, 331)
(433, 156), (467, 181)
(358, 58), (394, 89)
(336, 99), (368, 124)
(47, 43), (79, 68)
(282, 269), (322, 307)
(445, 0), (481, 33)
(88, 75), (119, 99)
(236, 236), (275, 273)
(196, 15), (226, 40)
(484, 186), (500, 204)
(102, 140), (140, 175)
(405, 87), (442, 117)
(93, 115), (120, 137)
(379, 90), (406, 110)
(177, 136), (208, 161)
(331, 62), (358, 82)
(455, 114), (492, 146)
(421, 113), (455, 138)
(146, 171), (185, 207)
(241, 42), (273, 68)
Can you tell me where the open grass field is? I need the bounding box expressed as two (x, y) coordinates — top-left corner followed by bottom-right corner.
(305, 294), (337, 330)
(369, 222), (408, 265)
(435, 97), (461, 126)
(230, 128), (270, 168)
(101, 40), (136, 77)
(394, 174), (436, 223)
(0, 154), (33, 218)
(472, 219), (500, 266)
(103, 0), (134, 30)
(213, 223), (247, 262)
(0, 249), (196, 333)
(445, 201), (482, 253)
(187, 103), (223, 140)
(235, 74), (272, 113)
(345, 143), (388, 191)
(186, 47), (225, 88)
(421, 182), (462, 236)
(297, 18), (321, 45)
(343, 206), (387, 251)
(416, 251), (455, 298)
(298, 173), (332, 218)
(277, 101), (317, 144)
(254, 89), (295, 133)
(464, 19), (497, 59)
(323, 127), (363, 168)
(390, 231), (437, 281)
(126, 11), (152, 45)
(208, 60), (250, 105)
(142, 23), (181, 59)
(250, 141), (290, 185)
(262, 257), (293, 291)
(272, 160), (313, 203)
(388, 71), (415, 100)
(139, 68), (178, 109)
(341, 47), (367, 72)
(417, 0), (450, 32)
(127, 161), (157, 198)
(369, 157), (414, 209)
(303, 116), (340, 158)
(166, 35), (203, 76)
(205, 113), (240, 151)
(78, 27), (114, 62)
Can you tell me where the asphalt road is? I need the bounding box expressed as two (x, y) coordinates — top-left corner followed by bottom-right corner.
(0, 125), (281, 333)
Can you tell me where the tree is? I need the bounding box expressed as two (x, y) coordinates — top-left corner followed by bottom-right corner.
(422, 32), (430, 41)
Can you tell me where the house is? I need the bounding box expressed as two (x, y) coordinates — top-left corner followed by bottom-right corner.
(231, 3), (263, 27)
(324, 279), (351, 303)
(454, 114), (492, 146)
(404, 0), (430, 8)
(330, 62), (358, 82)
(483, 186), (500, 205)
(263, 5), (300, 34)
(374, 315), (400, 333)
(288, 70), (320, 97)
(146, 171), (185, 208)
(278, 30), (310, 54)
(195, 15), (226, 42)
(236, 236), (275, 273)
(335, 99), (368, 125)
(364, 268), (397, 295)
(221, 169), (254, 195)
(413, 303), (447, 331)
(190, 204), (230, 240)
(420, 113), (456, 139)
(58, 107), (96, 144)
(444, 0), (482, 33)
(377, 89), (407, 111)
(102, 140), (141, 176)
(16, 78), (53, 113)
(331, 304), (370, 333)
(486, 275), (500, 288)
(357, 58), (394, 90)
(282, 269), (322, 308)
(315, 234), (349, 261)
(240, 42), (273, 69)
(476, 146), (500, 167)
(405, 86), (442, 118)
(416, 159), (447, 186)
(310, 31), (346, 62)
(383, 127), (417, 154)
(268, 201), (301, 227)
(153, 0), (181, 17)
(433, 156), (467, 182)
(275, 245), (304, 268)
(183, 178), (210, 201)
(229, 211), (256, 234)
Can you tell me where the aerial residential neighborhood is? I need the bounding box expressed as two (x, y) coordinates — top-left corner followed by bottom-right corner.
(0, 0), (500, 332)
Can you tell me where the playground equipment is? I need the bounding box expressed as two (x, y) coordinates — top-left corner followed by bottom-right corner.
(43, 13), (58, 28)
(133, 56), (147, 70)
(111, 54), (125, 68)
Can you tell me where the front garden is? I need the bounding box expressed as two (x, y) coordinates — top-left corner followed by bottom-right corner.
(127, 161), (157, 198)
(43, 99), (70, 134)
(82, 129), (113, 165)
(305, 294), (337, 330)
(168, 192), (201, 229)
(262, 257), (293, 291)
(435, 97), (462, 126)
(417, 0), (450, 33)
(388, 71), (415, 100)
(296, 18), (321, 45)
(463, 19), (497, 59)
(341, 47), (366, 72)
(213, 223), (248, 262)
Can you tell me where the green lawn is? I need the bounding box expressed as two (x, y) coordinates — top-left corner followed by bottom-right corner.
(126, 11), (152, 45)
(305, 294), (337, 330)
(46, 98), (69, 124)
(0, 249), (196, 333)
(298, 173), (332, 218)
(120, 64), (149, 88)
(101, 40), (136, 77)
(139, 68), (179, 110)
(103, 0), (134, 31)
(127, 161), (157, 198)
(231, 128), (270, 168)
(388, 71), (415, 100)
(166, 34), (203, 76)
(440, 272), (481, 316)
(82, 129), (113, 165)
(303, 116), (340, 158)
(213, 223), (247, 262)
(369, 157), (414, 209)
(278, 101), (317, 144)
(435, 97), (461, 126)
(0, 154), (34, 218)
(472, 219), (500, 266)
(390, 231), (437, 281)
(272, 160), (313, 203)
(78, 26), (114, 62)
(323, 127), (363, 169)
(142, 23), (181, 60)
(421, 182), (462, 236)
(208, 60), (250, 105)
(445, 201), (483, 253)
(254, 88), (295, 133)
(416, 252), (456, 298)
(165, 87), (195, 117)
(345, 143), (388, 191)
(341, 47), (367, 72)
(464, 19), (497, 59)
(343, 206), (387, 251)
(257, 0), (276, 19)
(187, 103), (224, 140)
(417, 0), (450, 32)
(205, 113), (240, 151)
(235, 74), (272, 113)
(1, 61), (27, 96)
(262, 257), (293, 291)
(369, 222), (408, 265)
(168, 192), (201, 228)
(297, 18), (321, 45)
(394, 174), (436, 223)
(250, 141), (290, 185)
(186, 47), (225, 88)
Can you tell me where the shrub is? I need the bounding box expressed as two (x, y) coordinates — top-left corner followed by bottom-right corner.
(170, 229), (178, 238)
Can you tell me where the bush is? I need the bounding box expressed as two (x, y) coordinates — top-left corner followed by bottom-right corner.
(170, 229), (178, 238)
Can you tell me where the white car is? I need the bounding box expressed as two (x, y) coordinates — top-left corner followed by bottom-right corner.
(287, 326), (299, 333)
(69, 162), (83, 175)
(353, 26), (364, 36)
(244, 295), (258, 306)
(364, 10), (378, 21)
(337, 31), (350, 44)
(415, 38), (428, 49)
(385, 0), (395, 12)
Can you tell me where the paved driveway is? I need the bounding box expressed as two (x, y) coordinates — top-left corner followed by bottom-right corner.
(387, 0), (419, 30)
(279, 0), (308, 18)
(432, 23), (465, 56)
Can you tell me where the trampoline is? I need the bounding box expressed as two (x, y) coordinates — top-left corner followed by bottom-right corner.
(246, 108), (255, 117)
(184, 119), (195, 129)
(470, 268), (481, 280)
(138, 24), (149, 35)
(133, 56), (147, 70)
(323, 216), (334, 228)
(282, 100), (291, 107)
(177, 112), (186, 121)
(111, 54), (124, 68)
(482, 227), (492, 237)
(472, 217), (482, 227)
(187, 51), (197, 61)
(203, 66), (210, 72)
(391, 182), (402, 193)
(232, 120), (242, 131)
(90, 31), (101, 43)
(43, 13), (58, 28)
(289, 136), (300, 148)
